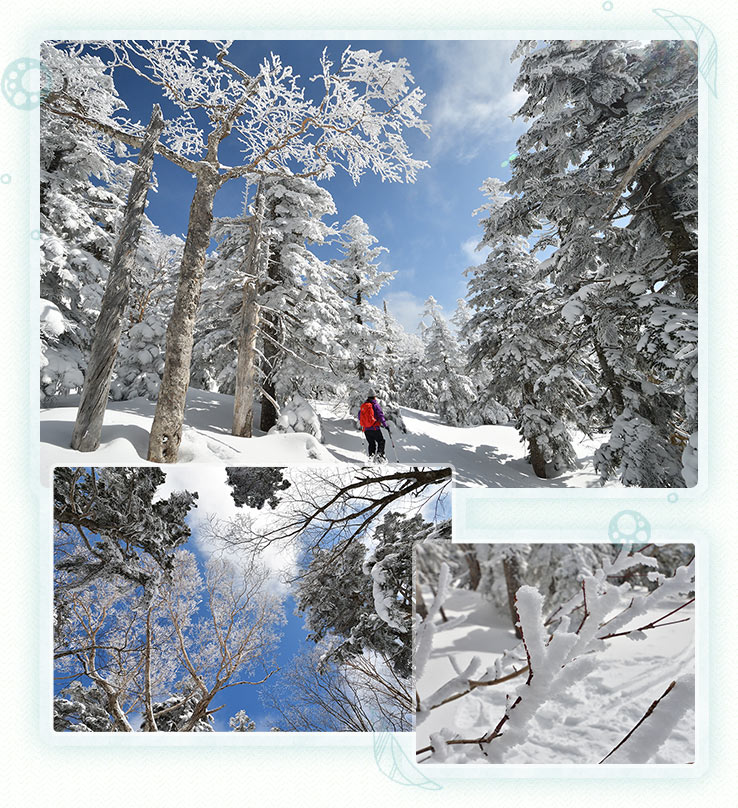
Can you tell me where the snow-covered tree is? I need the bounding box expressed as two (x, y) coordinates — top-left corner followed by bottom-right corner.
(331, 216), (392, 385)
(469, 39), (697, 486)
(110, 227), (183, 401)
(329, 216), (408, 430)
(466, 236), (591, 477)
(419, 296), (477, 427)
(53, 467), (197, 601)
(40, 42), (135, 403)
(54, 544), (283, 732)
(229, 710), (256, 732)
(452, 298), (510, 425)
(255, 177), (344, 432)
(295, 511), (441, 680)
(43, 40), (431, 462)
(415, 541), (696, 763)
(225, 467), (291, 510)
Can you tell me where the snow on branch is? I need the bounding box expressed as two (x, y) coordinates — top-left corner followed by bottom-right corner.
(600, 675), (695, 764)
(416, 551), (695, 763)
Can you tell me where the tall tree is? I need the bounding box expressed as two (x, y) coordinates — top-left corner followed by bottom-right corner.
(466, 235), (592, 478)
(420, 296), (477, 427)
(253, 177), (342, 433)
(469, 39), (697, 486)
(331, 216), (392, 386)
(43, 41), (430, 462)
(70, 104), (164, 451)
(40, 43), (136, 404)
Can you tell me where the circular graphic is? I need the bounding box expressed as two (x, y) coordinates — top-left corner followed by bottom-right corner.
(2, 58), (53, 110)
(0, 174), (11, 184)
(608, 510), (651, 544)
(31, 229), (40, 240)
(667, 492), (679, 503)
(602, 1), (614, 10)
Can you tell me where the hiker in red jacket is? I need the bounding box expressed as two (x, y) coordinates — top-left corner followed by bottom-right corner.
(357, 391), (387, 462)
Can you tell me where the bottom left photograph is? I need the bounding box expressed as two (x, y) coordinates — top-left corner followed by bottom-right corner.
(51, 464), (451, 733)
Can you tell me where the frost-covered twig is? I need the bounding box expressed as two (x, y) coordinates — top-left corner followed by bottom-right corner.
(416, 557), (695, 762)
(600, 675), (695, 764)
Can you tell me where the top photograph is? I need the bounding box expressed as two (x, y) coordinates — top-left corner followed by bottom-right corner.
(38, 38), (699, 489)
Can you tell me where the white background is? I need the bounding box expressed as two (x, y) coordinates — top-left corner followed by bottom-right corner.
(1, 2), (736, 805)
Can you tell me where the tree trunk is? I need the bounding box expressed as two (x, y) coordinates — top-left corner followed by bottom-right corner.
(148, 168), (220, 462)
(588, 322), (625, 412)
(71, 105), (164, 451)
(414, 580), (428, 620)
(529, 438), (547, 479)
(523, 381), (548, 479)
(462, 546), (482, 591)
(232, 184), (266, 438)
(383, 300), (396, 391)
(640, 165), (698, 299)
(503, 552), (524, 639)
(259, 240), (282, 433)
(142, 607), (158, 731)
(356, 281), (365, 381)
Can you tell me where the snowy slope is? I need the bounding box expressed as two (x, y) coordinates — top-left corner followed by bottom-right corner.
(316, 402), (616, 488)
(41, 391), (617, 489)
(416, 587), (695, 764)
(41, 389), (334, 480)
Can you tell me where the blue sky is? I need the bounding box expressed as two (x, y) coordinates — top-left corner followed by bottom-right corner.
(157, 465), (451, 730)
(111, 39), (527, 331)
(53, 466), (450, 731)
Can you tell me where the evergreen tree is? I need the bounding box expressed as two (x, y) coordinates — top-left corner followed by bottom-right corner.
(452, 298), (510, 425)
(295, 511), (444, 680)
(257, 176), (345, 429)
(53, 467), (197, 599)
(472, 39), (697, 486)
(225, 467), (291, 510)
(420, 296), (477, 427)
(466, 236), (591, 477)
(110, 226), (183, 401)
(330, 217), (406, 429)
(40, 42), (134, 402)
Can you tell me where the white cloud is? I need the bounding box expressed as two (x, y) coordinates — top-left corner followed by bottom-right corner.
(461, 235), (491, 266)
(154, 466), (298, 582)
(382, 290), (426, 332)
(426, 40), (527, 162)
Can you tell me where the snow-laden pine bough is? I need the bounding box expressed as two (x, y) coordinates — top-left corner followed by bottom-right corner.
(414, 546), (695, 764)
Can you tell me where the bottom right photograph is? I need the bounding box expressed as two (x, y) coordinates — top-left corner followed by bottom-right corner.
(414, 542), (695, 765)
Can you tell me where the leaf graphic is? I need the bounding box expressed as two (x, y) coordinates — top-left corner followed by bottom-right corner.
(653, 8), (718, 96)
(373, 733), (442, 790)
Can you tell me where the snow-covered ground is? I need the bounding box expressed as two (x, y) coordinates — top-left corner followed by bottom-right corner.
(415, 586), (695, 765)
(316, 402), (615, 488)
(41, 390), (616, 488)
(40, 389), (333, 478)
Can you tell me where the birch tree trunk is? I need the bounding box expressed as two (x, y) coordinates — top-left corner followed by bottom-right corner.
(70, 104), (164, 451)
(232, 184), (266, 437)
(147, 167), (221, 462)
